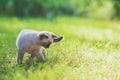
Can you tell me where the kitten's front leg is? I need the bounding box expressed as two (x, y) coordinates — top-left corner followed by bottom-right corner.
(36, 47), (46, 62)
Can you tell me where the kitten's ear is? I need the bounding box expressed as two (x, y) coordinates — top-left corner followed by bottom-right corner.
(39, 33), (48, 40)
(53, 36), (63, 42)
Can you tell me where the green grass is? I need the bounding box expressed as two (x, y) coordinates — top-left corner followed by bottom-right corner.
(0, 16), (120, 80)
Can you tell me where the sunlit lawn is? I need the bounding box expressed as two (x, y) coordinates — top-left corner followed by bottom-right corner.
(0, 17), (120, 80)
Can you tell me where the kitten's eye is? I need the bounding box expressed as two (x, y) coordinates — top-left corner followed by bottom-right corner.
(44, 35), (48, 39)
(40, 34), (48, 40)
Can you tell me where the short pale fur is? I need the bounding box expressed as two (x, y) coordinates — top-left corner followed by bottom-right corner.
(16, 29), (63, 64)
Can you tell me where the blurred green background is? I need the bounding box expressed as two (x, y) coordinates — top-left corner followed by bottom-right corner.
(1, 0), (120, 80)
(0, 0), (120, 19)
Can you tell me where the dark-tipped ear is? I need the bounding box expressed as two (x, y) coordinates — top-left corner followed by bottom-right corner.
(39, 33), (48, 40)
(53, 36), (63, 42)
